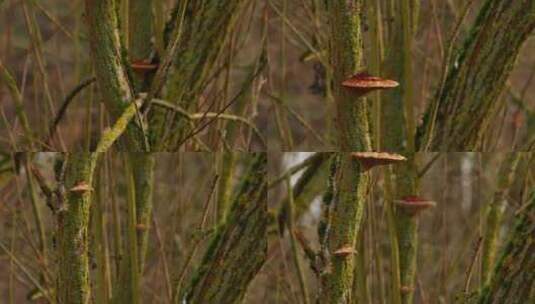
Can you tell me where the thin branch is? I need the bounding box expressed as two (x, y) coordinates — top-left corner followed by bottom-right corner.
(47, 77), (97, 145)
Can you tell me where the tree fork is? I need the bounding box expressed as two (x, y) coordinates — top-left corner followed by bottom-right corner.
(84, 0), (146, 151)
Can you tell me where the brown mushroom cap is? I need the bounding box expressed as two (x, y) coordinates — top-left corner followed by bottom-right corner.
(131, 60), (158, 73)
(394, 195), (436, 215)
(342, 72), (399, 96)
(69, 181), (92, 193)
(333, 245), (358, 257)
(135, 224), (148, 231)
(350, 152), (407, 170)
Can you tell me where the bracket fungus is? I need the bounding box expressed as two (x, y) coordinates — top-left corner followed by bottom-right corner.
(394, 195), (436, 216)
(130, 60), (158, 74)
(69, 181), (93, 193)
(135, 223), (148, 231)
(333, 245), (358, 257)
(350, 152), (407, 171)
(342, 72), (399, 97)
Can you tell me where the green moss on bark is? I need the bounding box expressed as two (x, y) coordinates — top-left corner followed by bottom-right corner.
(84, 0), (145, 151)
(393, 156), (420, 304)
(418, 0), (535, 151)
(131, 153), (155, 272)
(152, 1), (248, 148)
(478, 189), (535, 304)
(329, 0), (371, 151)
(481, 153), (520, 286)
(183, 153), (268, 304)
(319, 154), (370, 303)
(57, 153), (98, 304)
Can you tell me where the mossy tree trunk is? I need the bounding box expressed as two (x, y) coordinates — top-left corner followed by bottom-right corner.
(318, 154), (370, 303)
(84, 0), (146, 151)
(153, 0), (250, 149)
(477, 189), (535, 304)
(57, 153), (98, 304)
(379, 1), (423, 301)
(481, 153), (520, 286)
(216, 151), (236, 219)
(320, 1), (373, 303)
(418, 0), (535, 151)
(181, 153), (268, 304)
(130, 153), (155, 273)
(127, 0), (156, 280)
(328, 0), (371, 152)
(392, 158), (420, 304)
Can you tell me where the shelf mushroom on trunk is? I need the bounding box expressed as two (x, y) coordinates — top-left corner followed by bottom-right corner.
(394, 195), (436, 216)
(130, 60), (159, 75)
(350, 152), (407, 171)
(393, 194), (437, 304)
(342, 72), (399, 97)
(319, 152), (406, 303)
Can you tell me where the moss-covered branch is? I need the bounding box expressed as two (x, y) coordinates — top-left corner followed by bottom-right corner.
(329, 0), (370, 151)
(418, 0), (535, 151)
(130, 153), (155, 272)
(318, 154), (370, 303)
(128, 0), (156, 278)
(477, 189), (535, 303)
(182, 153), (267, 303)
(57, 153), (98, 304)
(481, 153), (521, 286)
(217, 151), (236, 219)
(151, 0), (249, 148)
(393, 157), (421, 304)
(84, 0), (145, 150)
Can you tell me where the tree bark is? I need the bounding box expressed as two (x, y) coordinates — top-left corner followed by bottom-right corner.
(477, 189), (535, 304)
(84, 0), (145, 151)
(418, 0), (535, 151)
(182, 153), (268, 304)
(319, 154), (370, 303)
(57, 153), (98, 304)
(328, 0), (371, 151)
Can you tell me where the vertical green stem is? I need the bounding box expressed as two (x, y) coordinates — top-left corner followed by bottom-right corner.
(0, 61), (34, 149)
(354, 228), (369, 303)
(84, 0), (145, 150)
(319, 154), (370, 303)
(217, 151), (235, 220)
(57, 153), (98, 304)
(127, 0), (156, 275)
(93, 169), (111, 304)
(366, 0), (384, 151)
(286, 177), (310, 304)
(384, 168), (402, 304)
(113, 155), (141, 304)
(401, 0), (415, 151)
(481, 153), (520, 286)
(329, 0), (370, 151)
(394, 156), (420, 304)
(24, 158), (47, 272)
(128, 0), (153, 90)
(130, 153), (155, 272)
(126, 155), (140, 304)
